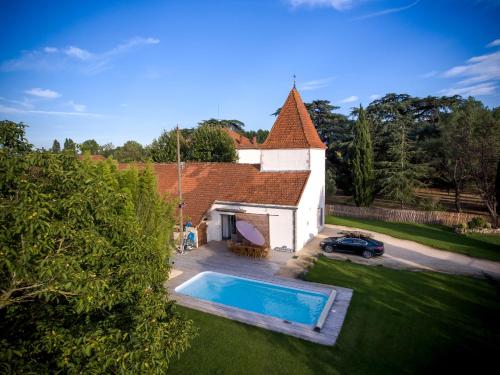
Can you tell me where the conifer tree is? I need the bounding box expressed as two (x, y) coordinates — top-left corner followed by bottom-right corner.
(352, 106), (375, 206)
(378, 112), (425, 208)
(51, 139), (61, 153)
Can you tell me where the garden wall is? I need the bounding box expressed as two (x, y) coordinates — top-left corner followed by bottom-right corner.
(326, 204), (491, 227)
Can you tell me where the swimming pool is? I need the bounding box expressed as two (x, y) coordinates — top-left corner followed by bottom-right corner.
(175, 271), (331, 326)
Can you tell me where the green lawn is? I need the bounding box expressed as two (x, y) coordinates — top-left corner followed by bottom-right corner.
(169, 258), (500, 374)
(326, 215), (500, 262)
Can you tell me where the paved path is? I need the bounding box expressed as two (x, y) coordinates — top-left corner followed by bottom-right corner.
(283, 224), (500, 279)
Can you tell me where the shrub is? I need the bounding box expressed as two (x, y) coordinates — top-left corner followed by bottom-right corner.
(467, 216), (488, 229)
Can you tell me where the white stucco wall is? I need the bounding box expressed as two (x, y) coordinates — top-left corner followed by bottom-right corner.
(205, 202), (295, 250)
(295, 149), (325, 251)
(201, 147), (325, 252)
(237, 149), (261, 164)
(260, 149), (310, 171)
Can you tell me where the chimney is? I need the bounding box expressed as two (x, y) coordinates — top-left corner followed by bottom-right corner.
(252, 136), (257, 144)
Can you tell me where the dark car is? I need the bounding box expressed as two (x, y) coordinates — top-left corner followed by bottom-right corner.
(320, 236), (384, 258)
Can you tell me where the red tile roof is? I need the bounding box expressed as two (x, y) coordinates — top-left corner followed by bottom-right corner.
(119, 163), (309, 225)
(261, 88), (326, 150)
(222, 128), (260, 149)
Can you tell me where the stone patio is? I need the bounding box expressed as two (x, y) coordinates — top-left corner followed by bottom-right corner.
(167, 239), (353, 346)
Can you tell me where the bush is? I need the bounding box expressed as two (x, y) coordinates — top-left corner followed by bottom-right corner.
(467, 216), (488, 229)
(0, 126), (195, 374)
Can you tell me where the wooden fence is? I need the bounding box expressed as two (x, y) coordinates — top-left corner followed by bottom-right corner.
(326, 204), (491, 227)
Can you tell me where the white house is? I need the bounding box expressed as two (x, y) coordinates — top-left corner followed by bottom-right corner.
(126, 87), (326, 252)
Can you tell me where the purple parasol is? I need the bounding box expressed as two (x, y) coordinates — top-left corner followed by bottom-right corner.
(236, 220), (265, 246)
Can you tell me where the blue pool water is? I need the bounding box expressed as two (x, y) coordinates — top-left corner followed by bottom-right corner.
(175, 271), (329, 325)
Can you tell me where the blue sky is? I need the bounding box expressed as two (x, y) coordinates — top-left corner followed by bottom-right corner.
(1, 0), (499, 148)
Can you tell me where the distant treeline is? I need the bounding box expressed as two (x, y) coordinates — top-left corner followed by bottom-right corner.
(47, 119), (270, 163)
(295, 94), (499, 223)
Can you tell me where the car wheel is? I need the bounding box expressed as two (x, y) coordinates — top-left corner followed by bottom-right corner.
(324, 245), (334, 253)
(362, 250), (373, 259)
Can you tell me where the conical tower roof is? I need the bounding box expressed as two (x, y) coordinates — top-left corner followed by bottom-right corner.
(261, 88), (326, 149)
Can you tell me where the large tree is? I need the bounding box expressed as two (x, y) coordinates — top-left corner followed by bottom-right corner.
(63, 138), (77, 154)
(468, 101), (500, 223)
(439, 100), (474, 212)
(79, 139), (100, 154)
(377, 109), (425, 208)
(241, 129), (269, 144)
(365, 94), (460, 187)
(114, 140), (146, 163)
(100, 142), (115, 157)
(188, 125), (237, 162)
(148, 130), (187, 162)
(352, 106), (374, 206)
(306, 101), (354, 193)
(0, 124), (195, 373)
(198, 118), (245, 133)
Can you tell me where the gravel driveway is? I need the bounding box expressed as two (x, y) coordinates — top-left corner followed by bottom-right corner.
(280, 224), (500, 279)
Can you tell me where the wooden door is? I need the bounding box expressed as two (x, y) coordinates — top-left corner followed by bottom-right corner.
(197, 222), (208, 247)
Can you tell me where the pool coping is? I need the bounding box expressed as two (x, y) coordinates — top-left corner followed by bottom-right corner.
(170, 270), (353, 346)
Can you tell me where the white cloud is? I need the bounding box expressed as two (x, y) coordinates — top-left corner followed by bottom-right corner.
(439, 82), (497, 97)
(25, 88), (61, 99)
(443, 51), (500, 85)
(1, 36), (161, 74)
(288, 0), (354, 10)
(65, 46), (93, 60)
(353, 0), (420, 20)
(300, 77), (335, 91)
(67, 100), (86, 112)
(0, 103), (103, 117)
(339, 95), (359, 103)
(0, 96), (33, 109)
(439, 42), (500, 97)
(487, 38), (500, 47)
(369, 94), (381, 100)
(419, 70), (438, 78)
(44, 47), (58, 53)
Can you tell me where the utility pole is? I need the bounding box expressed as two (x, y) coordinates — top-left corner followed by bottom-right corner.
(176, 125), (184, 253)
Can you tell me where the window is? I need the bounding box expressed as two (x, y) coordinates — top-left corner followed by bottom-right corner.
(352, 239), (368, 246)
(221, 214), (237, 240)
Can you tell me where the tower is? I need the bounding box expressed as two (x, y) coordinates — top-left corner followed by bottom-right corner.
(261, 88), (326, 247)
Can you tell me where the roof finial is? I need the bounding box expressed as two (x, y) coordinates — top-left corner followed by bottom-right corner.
(293, 74), (296, 89)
